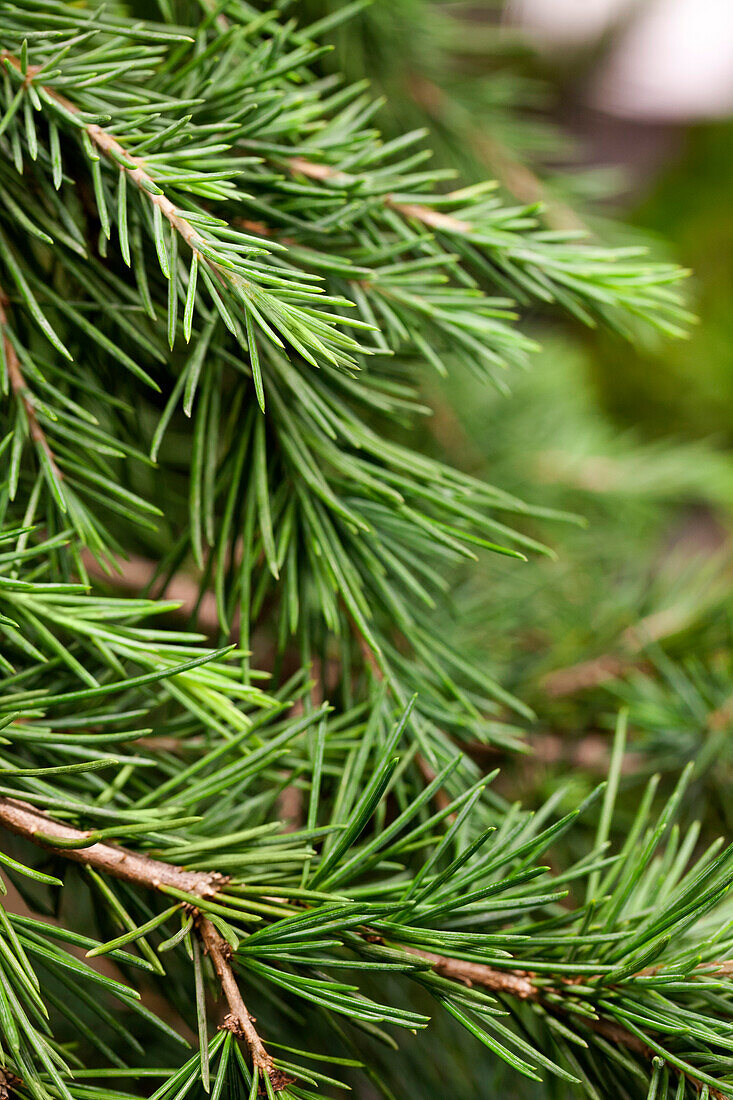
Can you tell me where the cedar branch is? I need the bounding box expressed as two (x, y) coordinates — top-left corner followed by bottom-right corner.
(405, 72), (586, 234)
(406, 946), (536, 999)
(197, 916), (292, 1090)
(286, 156), (475, 234)
(0, 796), (283, 1089)
(0, 291), (63, 486)
(0, 52), (245, 294)
(0, 794), (722, 1096)
(0, 1068), (22, 1100)
(0, 797), (225, 898)
(409, 947), (728, 1099)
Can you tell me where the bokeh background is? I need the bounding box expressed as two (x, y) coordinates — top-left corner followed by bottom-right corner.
(301, 0), (733, 842)
(4, 6), (733, 1099)
(327, 4), (733, 1092)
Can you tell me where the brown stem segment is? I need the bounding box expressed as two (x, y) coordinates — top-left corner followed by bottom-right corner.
(405, 73), (586, 234)
(287, 155), (474, 235)
(406, 947), (727, 1098)
(0, 52), (237, 292)
(0, 1068), (22, 1100)
(197, 916), (291, 1090)
(0, 797), (224, 898)
(0, 792), (724, 1095)
(405, 946), (536, 999)
(0, 292), (62, 485)
(0, 797), (284, 1087)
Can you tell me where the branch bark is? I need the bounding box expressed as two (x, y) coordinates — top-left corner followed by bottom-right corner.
(0, 796), (283, 1089)
(0, 52), (248, 297)
(406, 946), (536, 999)
(405, 73), (586, 234)
(0, 793), (721, 1098)
(0, 1068), (22, 1100)
(0, 797), (224, 897)
(197, 916), (293, 1090)
(286, 155), (475, 235)
(0, 290), (63, 486)
(407, 947), (727, 1099)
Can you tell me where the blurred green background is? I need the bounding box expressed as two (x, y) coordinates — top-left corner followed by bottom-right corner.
(304, 0), (733, 841)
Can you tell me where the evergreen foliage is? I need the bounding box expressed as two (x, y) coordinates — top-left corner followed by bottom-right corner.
(0, 3), (730, 1099)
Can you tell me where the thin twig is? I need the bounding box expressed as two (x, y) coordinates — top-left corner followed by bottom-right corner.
(287, 155), (474, 235)
(406, 946), (536, 999)
(0, 797), (225, 898)
(197, 916), (292, 1090)
(0, 793), (721, 1096)
(0, 53), (242, 293)
(0, 290), (63, 485)
(407, 946), (727, 1098)
(406, 72), (586, 234)
(0, 1068), (22, 1100)
(0, 797), (283, 1089)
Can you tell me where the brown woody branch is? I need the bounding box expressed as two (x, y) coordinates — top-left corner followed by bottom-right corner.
(196, 916), (293, 1091)
(0, 291), (63, 486)
(0, 797), (224, 897)
(0, 793), (724, 1097)
(0, 1068), (22, 1100)
(405, 73), (586, 235)
(286, 155), (474, 235)
(0, 795), (533, 1009)
(0, 52), (246, 297)
(0, 797), (280, 1088)
(410, 948), (727, 1099)
(408, 946), (536, 999)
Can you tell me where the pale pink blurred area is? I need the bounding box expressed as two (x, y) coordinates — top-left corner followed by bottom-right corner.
(506, 0), (733, 120)
(506, 0), (636, 48)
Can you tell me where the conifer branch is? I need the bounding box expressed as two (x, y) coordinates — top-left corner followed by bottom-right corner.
(0, 1067), (22, 1100)
(406, 73), (587, 234)
(407, 949), (728, 1098)
(0, 289), (62, 486)
(0, 799), (553, 1004)
(0, 9), (719, 1098)
(286, 155), (475, 233)
(0, 799), (599, 1008)
(0, 792), (724, 1099)
(406, 946), (537, 998)
(0, 796), (284, 1089)
(197, 916), (290, 1090)
(0, 51), (249, 295)
(0, 797), (225, 898)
